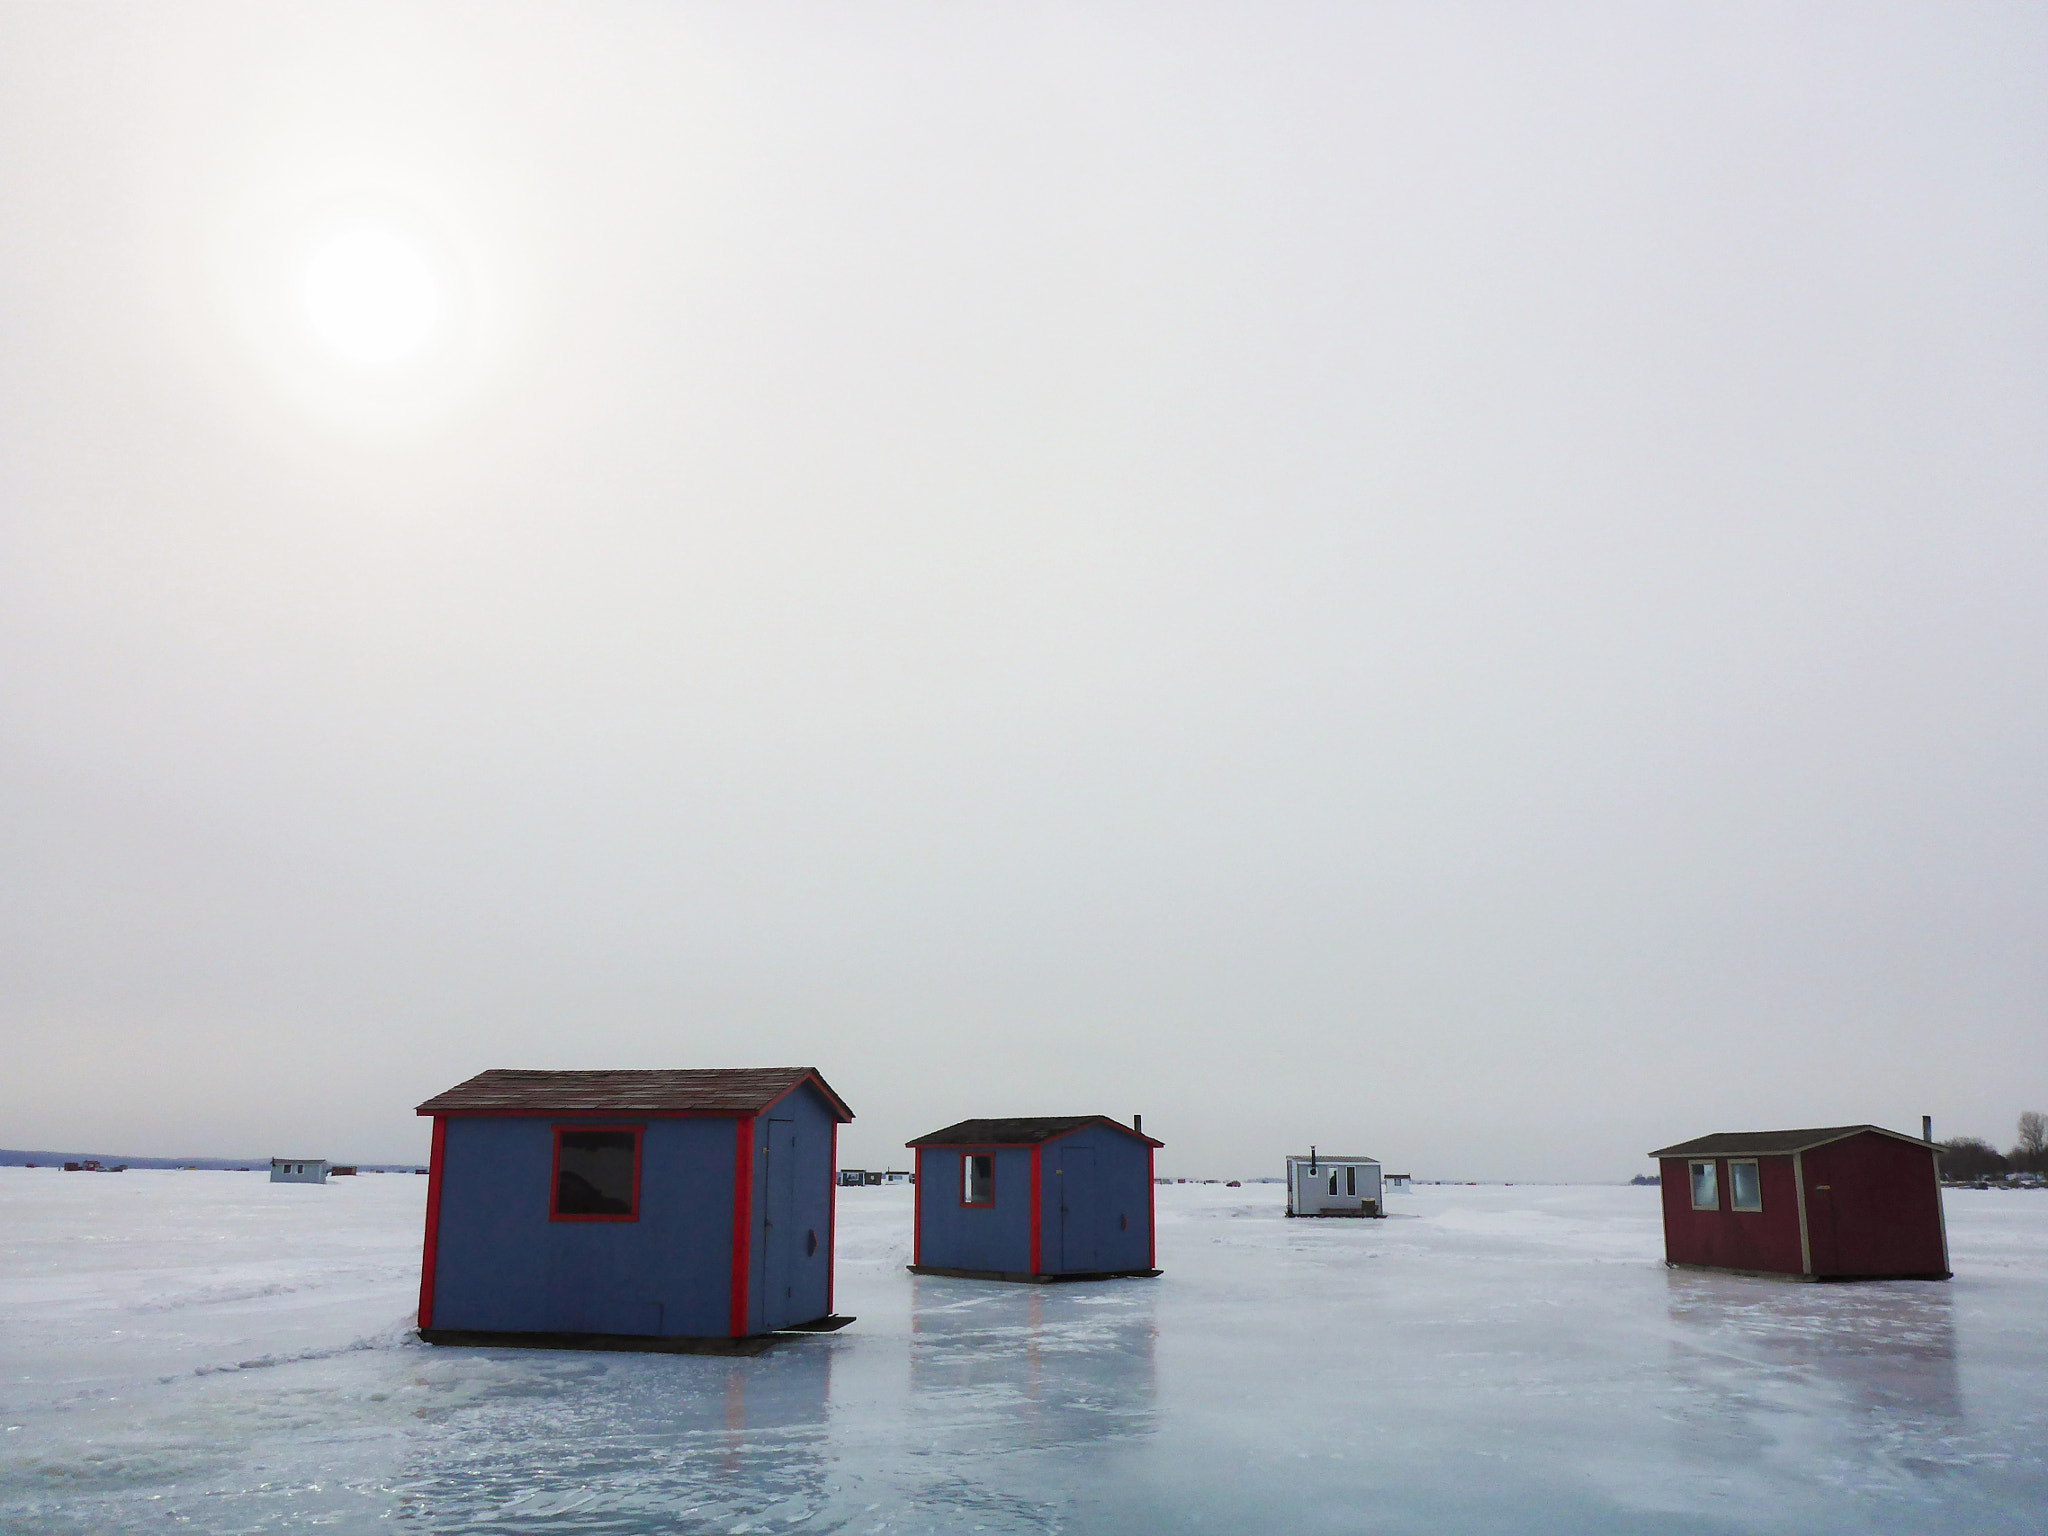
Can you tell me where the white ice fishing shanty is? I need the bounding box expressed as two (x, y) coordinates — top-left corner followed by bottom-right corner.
(270, 1158), (329, 1184)
(1286, 1150), (1383, 1216)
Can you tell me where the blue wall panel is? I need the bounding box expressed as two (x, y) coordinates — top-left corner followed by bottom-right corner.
(1036, 1124), (1152, 1275)
(431, 1116), (738, 1337)
(914, 1146), (1034, 1274)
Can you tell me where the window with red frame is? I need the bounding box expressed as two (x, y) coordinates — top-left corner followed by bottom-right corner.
(962, 1153), (994, 1206)
(552, 1127), (641, 1219)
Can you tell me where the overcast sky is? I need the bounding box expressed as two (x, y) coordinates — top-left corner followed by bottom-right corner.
(3, 3), (2043, 1180)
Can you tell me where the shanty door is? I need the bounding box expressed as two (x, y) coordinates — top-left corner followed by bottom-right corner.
(761, 1119), (798, 1327)
(1057, 1147), (1102, 1272)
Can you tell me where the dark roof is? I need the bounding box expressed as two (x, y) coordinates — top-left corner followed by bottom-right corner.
(417, 1068), (852, 1122)
(905, 1116), (1163, 1149)
(1648, 1125), (1932, 1159)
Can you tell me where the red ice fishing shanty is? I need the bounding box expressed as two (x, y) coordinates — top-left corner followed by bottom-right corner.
(1647, 1122), (1949, 1282)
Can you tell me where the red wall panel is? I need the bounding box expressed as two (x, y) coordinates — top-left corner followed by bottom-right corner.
(1658, 1155), (1805, 1275)
(1802, 1135), (1947, 1279)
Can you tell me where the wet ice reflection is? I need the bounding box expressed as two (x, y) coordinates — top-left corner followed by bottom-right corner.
(906, 1277), (1159, 1454)
(391, 1345), (837, 1531)
(1665, 1270), (1962, 1423)
(385, 1278), (1163, 1533)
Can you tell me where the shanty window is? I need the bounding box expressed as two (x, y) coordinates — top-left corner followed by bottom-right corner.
(553, 1127), (641, 1220)
(1689, 1160), (1718, 1211)
(962, 1154), (994, 1207)
(1729, 1159), (1762, 1212)
(1345, 1166), (1357, 1197)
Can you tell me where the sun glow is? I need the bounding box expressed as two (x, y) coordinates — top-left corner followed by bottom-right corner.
(300, 222), (448, 368)
(211, 142), (514, 429)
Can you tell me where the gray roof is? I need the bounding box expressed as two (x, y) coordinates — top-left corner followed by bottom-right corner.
(1648, 1125), (1930, 1159)
(417, 1068), (852, 1121)
(906, 1116), (1163, 1149)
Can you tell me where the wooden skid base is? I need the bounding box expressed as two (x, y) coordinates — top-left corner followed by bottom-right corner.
(1664, 1262), (1951, 1283)
(1285, 1210), (1385, 1218)
(417, 1315), (857, 1355)
(906, 1265), (1162, 1284)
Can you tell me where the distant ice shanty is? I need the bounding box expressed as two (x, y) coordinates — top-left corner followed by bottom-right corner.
(835, 1168), (913, 1187)
(414, 1067), (854, 1347)
(270, 1158), (328, 1184)
(906, 1115), (1163, 1283)
(1647, 1124), (1950, 1281)
(1286, 1151), (1383, 1216)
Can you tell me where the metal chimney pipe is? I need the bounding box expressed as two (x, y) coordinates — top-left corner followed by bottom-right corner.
(1923, 1115), (1933, 1144)
(1133, 1114), (1142, 1135)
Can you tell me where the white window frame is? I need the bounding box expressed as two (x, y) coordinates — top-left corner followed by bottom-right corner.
(1689, 1159), (1719, 1211)
(1729, 1158), (1762, 1212)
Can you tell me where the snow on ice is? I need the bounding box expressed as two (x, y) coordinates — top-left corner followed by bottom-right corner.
(2, 1168), (2044, 1534)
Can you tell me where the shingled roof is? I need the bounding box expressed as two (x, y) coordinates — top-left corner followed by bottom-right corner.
(906, 1115), (1163, 1149)
(416, 1068), (852, 1122)
(1647, 1125), (1931, 1160)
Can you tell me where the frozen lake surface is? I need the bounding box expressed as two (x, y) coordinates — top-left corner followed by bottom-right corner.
(2, 1169), (2044, 1534)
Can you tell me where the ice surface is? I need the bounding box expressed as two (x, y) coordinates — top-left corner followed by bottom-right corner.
(2, 1168), (2044, 1534)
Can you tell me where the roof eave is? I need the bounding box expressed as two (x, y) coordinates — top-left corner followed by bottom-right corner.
(904, 1116), (1163, 1150)
(765, 1071), (856, 1123)
(413, 1066), (855, 1122)
(1647, 1125), (1933, 1160)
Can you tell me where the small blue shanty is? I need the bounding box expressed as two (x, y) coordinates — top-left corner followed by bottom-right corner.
(906, 1116), (1163, 1283)
(414, 1067), (854, 1351)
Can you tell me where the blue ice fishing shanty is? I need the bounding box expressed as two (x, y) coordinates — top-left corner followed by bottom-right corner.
(906, 1115), (1163, 1282)
(414, 1067), (854, 1347)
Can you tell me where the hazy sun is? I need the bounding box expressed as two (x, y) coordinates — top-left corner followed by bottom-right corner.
(300, 222), (447, 368)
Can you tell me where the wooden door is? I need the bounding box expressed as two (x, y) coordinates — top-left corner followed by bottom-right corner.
(1057, 1147), (1100, 1272)
(762, 1119), (798, 1326)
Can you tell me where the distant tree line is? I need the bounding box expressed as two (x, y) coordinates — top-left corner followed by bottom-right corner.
(1940, 1111), (2047, 1182)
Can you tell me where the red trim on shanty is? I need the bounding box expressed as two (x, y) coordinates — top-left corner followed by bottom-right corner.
(547, 1123), (644, 1223)
(827, 1120), (838, 1316)
(762, 1069), (854, 1122)
(754, 1072), (854, 1123)
(429, 1108), (753, 1120)
(912, 1147), (924, 1267)
(1029, 1144), (1042, 1274)
(1146, 1145), (1156, 1270)
(417, 1116), (447, 1330)
(728, 1116), (755, 1337)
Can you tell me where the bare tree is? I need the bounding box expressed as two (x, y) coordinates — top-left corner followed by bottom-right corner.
(1940, 1138), (2009, 1182)
(2013, 1111), (2048, 1175)
(2020, 1111), (2047, 1157)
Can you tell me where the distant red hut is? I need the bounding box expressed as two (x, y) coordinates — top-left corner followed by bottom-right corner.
(1647, 1125), (1949, 1281)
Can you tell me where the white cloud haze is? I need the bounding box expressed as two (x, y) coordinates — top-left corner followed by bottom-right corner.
(2, 3), (2044, 1179)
